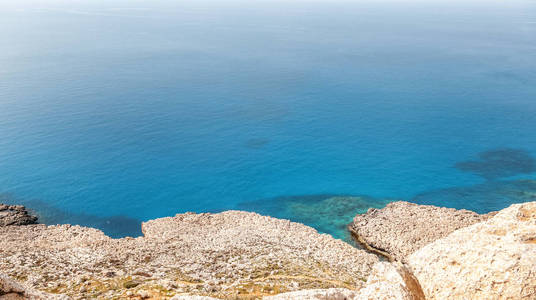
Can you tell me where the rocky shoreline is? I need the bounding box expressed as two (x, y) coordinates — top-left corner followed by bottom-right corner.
(1, 201), (535, 299)
(0, 204), (37, 227)
(347, 201), (492, 262)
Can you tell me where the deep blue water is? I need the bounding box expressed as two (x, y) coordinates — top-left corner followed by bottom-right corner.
(1, 0), (536, 239)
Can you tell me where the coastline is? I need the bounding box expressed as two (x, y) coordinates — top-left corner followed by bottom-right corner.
(1, 201), (535, 299)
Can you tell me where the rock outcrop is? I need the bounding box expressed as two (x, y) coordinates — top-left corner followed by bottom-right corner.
(3, 201), (535, 299)
(0, 211), (379, 299)
(348, 201), (489, 262)
(0, 205), (37, 227)
(0, 273), (69, 300)
(408, 201), (536, 299)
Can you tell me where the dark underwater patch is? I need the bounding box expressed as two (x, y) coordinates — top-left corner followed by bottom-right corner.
(489, 70), (530, 85)
(454, 148), (536, 180)
(412, 179), (536, 214)
(245, 138), (270, 149)
(0, 194), (142, 238)
(238, 194), (392, 243)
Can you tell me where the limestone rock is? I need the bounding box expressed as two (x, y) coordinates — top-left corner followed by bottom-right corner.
(408, 201), (536, 299)
(348, 201), (488, 261)
(0, 204), (37, 227)
(1, 211), (379, 299)
(262, 288), (358, 299)
(0, 273), (69, 299)
(354, 262), (424, 300)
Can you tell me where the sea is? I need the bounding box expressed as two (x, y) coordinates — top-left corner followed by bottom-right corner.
(1, 0), (535, 240)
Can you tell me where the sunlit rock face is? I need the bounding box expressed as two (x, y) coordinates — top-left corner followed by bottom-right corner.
(0, 211), (379, 299)
(348, 201), (489, 262)
(239, 195), (392, 242)
(454, 148), (536, 181)
(408, 201), (536, 299)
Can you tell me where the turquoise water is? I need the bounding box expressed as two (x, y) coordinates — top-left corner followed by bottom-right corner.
(1, 0), (536, 238)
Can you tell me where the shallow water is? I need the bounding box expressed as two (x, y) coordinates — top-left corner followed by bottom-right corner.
(1, 0), (536, 238)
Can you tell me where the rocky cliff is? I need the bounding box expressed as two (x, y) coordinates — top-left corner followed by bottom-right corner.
(1, 201), (535, 299)
(1, 210), (379, 299)
(408, 201), (536, 299)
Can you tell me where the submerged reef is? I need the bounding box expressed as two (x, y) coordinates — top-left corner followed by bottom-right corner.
(454, 148), (536, 180)
(0, 194), (142, 238)
(239, 179), (536, 244)
(238, 195), (392, 242)
(244, 138), (270, 149)
(412, 179), (536, 214)
(4, 178), (536, 243)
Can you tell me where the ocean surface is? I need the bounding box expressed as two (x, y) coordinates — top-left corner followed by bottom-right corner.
(1, 0), (536, 239)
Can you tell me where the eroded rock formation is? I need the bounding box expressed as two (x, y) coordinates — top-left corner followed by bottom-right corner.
(0, 211), (379, 299)
(0, 205), (37, 227)
(408, 201), (536, 299)
(348, 201), (489, 261)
